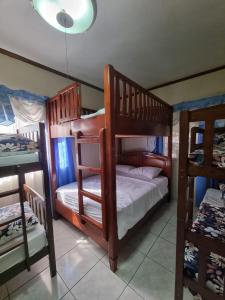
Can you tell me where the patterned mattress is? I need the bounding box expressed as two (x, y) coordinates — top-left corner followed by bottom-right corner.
(184, 201), (225, 295)
(0, 202), (38, 246)
(0, 134), (38, 156)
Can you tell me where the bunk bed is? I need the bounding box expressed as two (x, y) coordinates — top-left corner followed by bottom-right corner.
(0, 123), (56, 285)
(47, 65), (173, 271)
(175, 104), (225, 300)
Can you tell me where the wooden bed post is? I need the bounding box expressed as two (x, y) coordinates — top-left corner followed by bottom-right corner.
(104, 64), (118, 272)
(39, 123), (56, 277)
(46, 100), (58, 220)
(175, 110), (189, 300)
(167, 107), (173, 202)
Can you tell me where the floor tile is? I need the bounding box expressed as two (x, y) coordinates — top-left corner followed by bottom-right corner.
(61, 291), (76, 300)
(0, 285), (8, 300)
(101, 245), (145, 283)
(6, 256), (49, 294)
(147, 237), (176, 272)
(160, 222), (177, 244)
(168, 214), (177, 226)
(54, 230), (83, 260)
(127, 229), (158, 255)
(146, 217), (167, 236)
(119, 286), (143, 300)
(130, 257), (175, 300)
(56, 220), (107, 259)
(152, 203), (176, 224)
(10, 268), (68, 300)
(57, 244), (99, 289)
(53, 219), (83, 238)
(71, 261), (126, 300)
(77, 237), (107, 259)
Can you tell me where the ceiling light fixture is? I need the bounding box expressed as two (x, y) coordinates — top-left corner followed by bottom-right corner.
(32, 0), (97, 34)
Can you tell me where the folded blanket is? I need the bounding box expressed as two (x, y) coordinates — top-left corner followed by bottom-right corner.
(0, 202), (38, 246)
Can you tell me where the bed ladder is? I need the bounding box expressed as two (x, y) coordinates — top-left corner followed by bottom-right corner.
(0, 168), (30, 270)
(75, 129), (107, 240)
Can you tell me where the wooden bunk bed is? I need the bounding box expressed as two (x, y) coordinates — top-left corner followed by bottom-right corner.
(47, 64), (173, 271)
(0, 123), (56, 285)
(175, 104), (225, 300)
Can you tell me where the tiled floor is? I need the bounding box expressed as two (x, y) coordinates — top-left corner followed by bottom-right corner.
(1, 200), (194, 300)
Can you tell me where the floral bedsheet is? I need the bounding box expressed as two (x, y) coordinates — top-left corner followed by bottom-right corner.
(0, 134), (38, 156)
(0, 202), (38, 246)
(184, 202), (225, 295)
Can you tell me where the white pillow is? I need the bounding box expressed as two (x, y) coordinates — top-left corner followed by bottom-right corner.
(116, 164), (135, 175)
(129, 166), (162, 180)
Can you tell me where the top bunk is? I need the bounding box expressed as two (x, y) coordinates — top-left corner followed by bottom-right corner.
(47, 65), (172, 138)
(0, 123), (47, 177)
(180, 104), (225, 180)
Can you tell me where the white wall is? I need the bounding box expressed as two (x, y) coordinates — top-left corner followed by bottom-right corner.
(151, 69), (225, 201)
(152, 69), (225, 105)
(0, 53), (104, 108)
(81, 85), (104, 110)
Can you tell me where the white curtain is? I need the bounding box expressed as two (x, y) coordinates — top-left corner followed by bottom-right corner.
(10, 96), (45, 123)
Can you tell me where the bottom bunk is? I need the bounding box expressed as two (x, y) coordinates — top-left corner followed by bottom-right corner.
(0, 186), (56, 285)
(56, 173), (168, 240)
(183, 188), (225, 299)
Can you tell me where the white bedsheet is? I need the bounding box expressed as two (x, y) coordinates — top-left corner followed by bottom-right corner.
(0, 223), (47, 273)
(203, 188), (224, 207)
(81, 108), (105, 119)
(0, 152), (39, 167)
(57, 175), (168, 239)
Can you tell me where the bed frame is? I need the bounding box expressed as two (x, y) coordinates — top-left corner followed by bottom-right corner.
(0, 123), (56, 285)
(47, 64), (173, 271)
(175, 104), (225, 300)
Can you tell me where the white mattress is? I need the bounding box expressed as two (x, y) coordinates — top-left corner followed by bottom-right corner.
(203, 188), (224, 207)
(57, 175), (168, 239)
(0, 223), (47, 273)
(0, 152), (39, 167)
(81, 108), (105, 119)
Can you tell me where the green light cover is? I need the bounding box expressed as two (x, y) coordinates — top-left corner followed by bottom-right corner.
(32, 0), (96, 34)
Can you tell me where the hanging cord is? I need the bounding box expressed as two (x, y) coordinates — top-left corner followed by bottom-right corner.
(64, 19), (69, 76)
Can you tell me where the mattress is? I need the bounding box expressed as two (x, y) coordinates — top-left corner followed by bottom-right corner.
(0, 152), (39, 167)
(56, 174), (168, 239)
(184, 188), (225, 296)
(0, 223), (47, 273)
(202, 188), (225, 207)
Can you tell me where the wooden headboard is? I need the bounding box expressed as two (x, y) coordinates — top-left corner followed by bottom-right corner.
(118, 151), (172, 178)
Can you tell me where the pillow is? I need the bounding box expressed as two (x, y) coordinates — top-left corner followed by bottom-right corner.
(129, 166), (162, 180)
(116, 164), (135, 175)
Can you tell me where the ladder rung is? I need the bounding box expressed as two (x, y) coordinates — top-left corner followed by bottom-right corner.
(0, 188), (20, 198)
(81, 190), (102, 204)
(77, 137), (100, 144)
(81, 214), (102, 230)
(0, 215), (22, 227)
(0, 240), (24, 256)
(77, 165), (102, 174)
